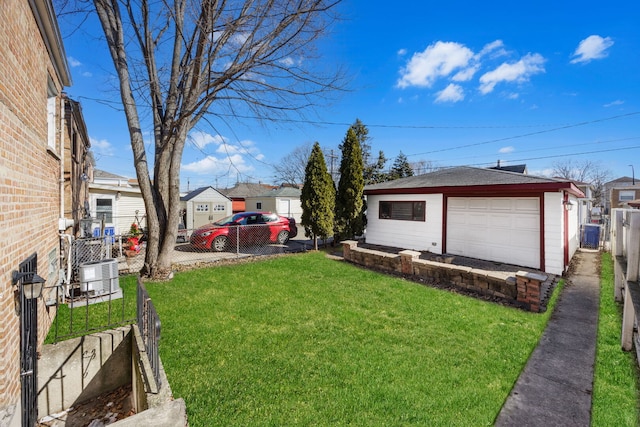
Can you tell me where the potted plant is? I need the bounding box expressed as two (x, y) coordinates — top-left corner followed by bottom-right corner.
(125, 223), (142, 257)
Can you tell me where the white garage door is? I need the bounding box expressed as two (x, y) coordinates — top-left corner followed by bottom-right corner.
(446, 197), (540, 269)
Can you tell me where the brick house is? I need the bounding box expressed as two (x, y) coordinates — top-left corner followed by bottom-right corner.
(62, 96), (92, 236)
(0, 0), (78, 423)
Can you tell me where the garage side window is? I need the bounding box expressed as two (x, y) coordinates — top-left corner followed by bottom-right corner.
(379, 201), (425, 221)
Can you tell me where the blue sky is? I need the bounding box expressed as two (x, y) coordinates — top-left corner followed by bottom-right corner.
(59, 0), (640, 190)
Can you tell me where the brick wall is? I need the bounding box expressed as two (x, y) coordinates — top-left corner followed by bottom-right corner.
(0, 0), (65, 420)
(342, 241), (549, 312)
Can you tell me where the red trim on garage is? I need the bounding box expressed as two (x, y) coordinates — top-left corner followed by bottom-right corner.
(563, 192), (569, 270)
(365, 182), (584, 198)
(539, 194), (545, 272)
(442, 196), (448, 253)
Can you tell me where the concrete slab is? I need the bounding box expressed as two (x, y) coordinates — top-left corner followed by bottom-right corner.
(495, 249), (600, 426)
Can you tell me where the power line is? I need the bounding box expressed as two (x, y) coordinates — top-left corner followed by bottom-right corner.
(404, 112), (640, 158)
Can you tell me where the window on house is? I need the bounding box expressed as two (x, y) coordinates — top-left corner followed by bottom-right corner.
(47, 77), (58, 151)
(196, 204), (210, 212)
(379, 201), (425, 221)
(95, 198), (113, 223)
(256, 202), (262, 210)
(213, 204), (226, 211)
(620, 191), (636, 201)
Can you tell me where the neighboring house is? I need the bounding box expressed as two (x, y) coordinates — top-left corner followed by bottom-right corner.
(245, 186), (303, 224)
(609, 185), (640, 211)
(488, 162), (528, 174)
(181, 186), (232, 229)
(364, 166), (584, 275)
(220, 182), (277, 213)
(0, 0), (72, 423)
(62, 95), (92, 236)
(570, 180), (595, 225)
(602, 176), (636, 213)
(89, 170), (146, 236)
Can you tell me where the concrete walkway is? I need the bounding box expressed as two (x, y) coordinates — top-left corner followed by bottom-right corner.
(495, 249), (601, 427)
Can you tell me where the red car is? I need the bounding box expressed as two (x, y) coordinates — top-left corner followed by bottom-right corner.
(190, 211), (298, 251)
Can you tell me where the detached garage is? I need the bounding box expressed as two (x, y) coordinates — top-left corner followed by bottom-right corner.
(364, 166), (584, 275)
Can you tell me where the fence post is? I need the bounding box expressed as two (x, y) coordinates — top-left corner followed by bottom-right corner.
(613, 210), (624, 257)
(621, 211), (640, 351)
(626, 211), (640, 282)
(613, 210), (625, 302)
(622, 284), (635, 351)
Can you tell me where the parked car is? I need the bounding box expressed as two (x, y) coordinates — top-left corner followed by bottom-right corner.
(190, 211), (298, 251)
(177, 223), (188, 243)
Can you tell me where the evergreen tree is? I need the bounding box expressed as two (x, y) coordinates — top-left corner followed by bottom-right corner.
(335, 127), (365, 241)
(389, 151), (414, 180)
(364, 150), (389, 184)
(301, 142), (335, 250)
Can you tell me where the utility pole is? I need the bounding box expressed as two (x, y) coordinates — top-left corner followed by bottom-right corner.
(326, 149), (338, 184)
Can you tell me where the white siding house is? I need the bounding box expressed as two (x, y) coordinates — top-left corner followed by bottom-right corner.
(181, 186), (232, 229)
(88, 170), (146, 236)
(364, 166), (584, 275)
(245, 187), (303, 224)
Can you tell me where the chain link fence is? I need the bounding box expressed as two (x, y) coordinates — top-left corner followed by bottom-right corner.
(66, 223), (313, 278)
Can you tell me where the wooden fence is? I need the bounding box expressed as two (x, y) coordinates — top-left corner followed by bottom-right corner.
(611, 209), (640, 362)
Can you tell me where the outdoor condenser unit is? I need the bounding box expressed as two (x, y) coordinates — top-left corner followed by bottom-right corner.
(79, 259), (120, 295)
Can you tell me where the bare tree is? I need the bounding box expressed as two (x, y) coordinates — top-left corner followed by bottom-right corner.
(66, 0), (345, 277)
(272, 143), (313, 186)
(551, 159), (611, 205)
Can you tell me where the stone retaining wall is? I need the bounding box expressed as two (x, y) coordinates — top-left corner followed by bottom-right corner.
(342, 241), (548, 312)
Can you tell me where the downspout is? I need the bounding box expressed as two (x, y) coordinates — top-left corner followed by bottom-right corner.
(60, 96), (65, 219)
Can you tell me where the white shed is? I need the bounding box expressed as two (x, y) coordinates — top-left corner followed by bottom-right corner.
(181, 186), (232, 229)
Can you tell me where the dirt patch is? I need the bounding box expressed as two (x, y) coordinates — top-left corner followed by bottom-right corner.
(38, 384), (134, 427)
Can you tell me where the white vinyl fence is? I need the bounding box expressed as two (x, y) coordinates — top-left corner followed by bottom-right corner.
(611, 209), (640, 362)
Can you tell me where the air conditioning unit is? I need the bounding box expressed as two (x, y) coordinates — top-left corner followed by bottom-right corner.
(79, 259), (120, 295)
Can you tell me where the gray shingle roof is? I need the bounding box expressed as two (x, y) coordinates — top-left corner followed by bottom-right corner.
(364, 166), (568, 192)
(220, 182), (276, 198)
(252, 187), (301, 198)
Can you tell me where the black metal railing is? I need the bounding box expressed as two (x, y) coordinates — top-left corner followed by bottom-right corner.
(137, 278), (161, 387)
(18, 253), (38, 427)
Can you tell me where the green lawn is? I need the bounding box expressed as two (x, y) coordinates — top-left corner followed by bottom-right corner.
(592, 252), (640, 426)
(144, 251), (557, 426)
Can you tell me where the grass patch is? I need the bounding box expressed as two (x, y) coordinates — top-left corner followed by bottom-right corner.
(145, 252), (556, 426)
(44, 276), (137, 344)
(592, 252), (640, 426)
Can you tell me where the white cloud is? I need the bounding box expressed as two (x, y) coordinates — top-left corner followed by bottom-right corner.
(506, 93), (519, 100)
(189, 131), (226, 150)
(182, 154), (253, 175)
(478, 53), (545, 94)
(435, 84), (464, 103)
(452, 65), (479, 82)
(397, 48), (407, 56)
(476, 40), (507, 59)
(89, 137), (114, 155)
(499, 146), (515, 154)
(397, 41), (474, 88)
(68, 56), (82, 67)
(604, 99), (624, 107)
(81, 71), (93, 78)
(570, 35), (614, 64)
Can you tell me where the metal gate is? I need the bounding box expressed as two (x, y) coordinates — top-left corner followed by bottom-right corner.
(17, 253), (38, 427)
